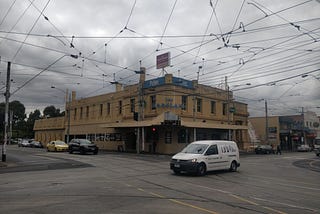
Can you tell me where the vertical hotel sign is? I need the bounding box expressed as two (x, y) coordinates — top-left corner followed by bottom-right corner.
(156, 52), (171, 69)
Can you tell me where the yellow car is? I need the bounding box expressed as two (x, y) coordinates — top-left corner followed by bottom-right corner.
(47, 140), (68, 152)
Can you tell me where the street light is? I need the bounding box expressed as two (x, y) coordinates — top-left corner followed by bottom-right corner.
(51, 86), (71, 144)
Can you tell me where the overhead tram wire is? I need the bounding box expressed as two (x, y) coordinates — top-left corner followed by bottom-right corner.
(156, 0), (178, 51)
(227, 24), (320, 77)
(1, 16), (319, 40)
(11, 0), (51, 61)
(201, 40), (320, 85)
(193, 2), (215, 64)
(199, 41), (320, 85)
(251, 0), (319, 41)
(226, 0), (246, 43)
(0, 0), (17, 27)
(0, 0), (35, 48)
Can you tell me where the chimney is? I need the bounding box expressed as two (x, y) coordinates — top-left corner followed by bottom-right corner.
(139, 67), (146, 83)
(116, 83), (123, 92)
(72, 91), (76, 101)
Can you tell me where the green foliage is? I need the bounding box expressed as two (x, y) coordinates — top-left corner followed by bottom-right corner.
(43, 105), (64, 118)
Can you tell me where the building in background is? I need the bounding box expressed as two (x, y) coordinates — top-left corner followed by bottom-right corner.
(249, 111), (319, 151)
(34, 72), (249, 154)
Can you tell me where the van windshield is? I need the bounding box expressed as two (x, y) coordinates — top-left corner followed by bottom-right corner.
(181, 144), (209, 154)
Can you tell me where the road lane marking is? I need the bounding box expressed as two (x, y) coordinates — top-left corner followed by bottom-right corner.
(168, 198), (219, 214)
(134, 185), (219, 214)
(183, 181), (288, 214)
(229, 194), (287, 214)
(229, 194), (258, 206)
(252, 197), (318, 213)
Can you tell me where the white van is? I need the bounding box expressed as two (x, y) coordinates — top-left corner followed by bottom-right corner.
(170, 140), (240, 176)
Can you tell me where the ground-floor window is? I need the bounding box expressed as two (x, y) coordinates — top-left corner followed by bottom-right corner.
(165, 131), (172, 144)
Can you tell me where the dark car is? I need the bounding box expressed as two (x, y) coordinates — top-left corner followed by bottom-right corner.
(255, 145), (274, 154)
(68, 139), (98, 155)
(30, 141), (43, 148)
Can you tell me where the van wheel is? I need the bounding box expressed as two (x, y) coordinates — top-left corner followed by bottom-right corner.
(230, 161), (237, 172)
(197, 163), (206, 176)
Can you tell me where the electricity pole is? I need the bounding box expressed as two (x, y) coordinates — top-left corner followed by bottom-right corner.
(265, 99), (269, 144)
(2, 62), (11, 162)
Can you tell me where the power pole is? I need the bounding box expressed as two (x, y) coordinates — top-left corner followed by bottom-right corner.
(66, 89), (71, 144)
(265, 99), (269, 144)
(2, 62), (11, 162)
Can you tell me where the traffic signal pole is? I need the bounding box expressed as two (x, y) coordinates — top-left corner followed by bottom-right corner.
(2, 62), (11, 162)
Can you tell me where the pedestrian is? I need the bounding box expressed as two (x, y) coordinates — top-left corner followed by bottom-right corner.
(276, 145), (282, 155)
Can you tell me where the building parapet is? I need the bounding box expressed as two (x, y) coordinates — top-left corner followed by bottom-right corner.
(34, 116), (65, 131)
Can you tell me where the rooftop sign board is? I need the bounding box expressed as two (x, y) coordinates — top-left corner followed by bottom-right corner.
(143, 76), (194, 89)
(156, 52), (171, 69)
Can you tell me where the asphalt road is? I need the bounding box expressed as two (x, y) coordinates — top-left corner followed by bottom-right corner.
(0, 145), (319, 214)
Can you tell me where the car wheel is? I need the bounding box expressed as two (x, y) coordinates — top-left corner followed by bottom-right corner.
(230, 161), (237, 172)
(54, 148), (57, 152)
(69, 149), (73, 154)
(197, 163), (206, 176)
(47, 148), (50, 152)
(93, 151), (98, 155)
(173, 170), (180, 175)
(80, 148), (85, 155)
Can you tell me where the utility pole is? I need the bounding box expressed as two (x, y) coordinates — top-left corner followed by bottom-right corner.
(66, 89), (70, 144)
(265, 99), (269, 144)
(2, 62), (11, 162)
(225, 76), (231, 140)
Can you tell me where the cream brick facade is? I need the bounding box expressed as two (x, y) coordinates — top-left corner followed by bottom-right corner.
(34, 73), (249, 154)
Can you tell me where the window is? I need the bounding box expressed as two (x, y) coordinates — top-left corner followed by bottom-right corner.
(74, 108), (77, 120)
(80, 107), (83, 119)
(151, 95), (156, 110)
(178, 129), (187, 144)
(99, 104), (103, 116)
(165, 131), (172, 144)
(206, 145), (218, 155)
(223, 103), (227, 115)
(196, 98), (202, 112)
(181, 96), (187, 110)
(130, 98), (135, 113)
(107, 102), (111, 115)
(211, 101), (216, 114)
(119, 101), (122, 114)
(86, 106), (89, 118)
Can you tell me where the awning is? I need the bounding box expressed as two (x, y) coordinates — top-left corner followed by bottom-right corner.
(181, 121), (248, 130)
(101, 112), (247, 130)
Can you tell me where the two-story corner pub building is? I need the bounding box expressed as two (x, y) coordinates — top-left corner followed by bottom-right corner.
(34, 71), (250, 154)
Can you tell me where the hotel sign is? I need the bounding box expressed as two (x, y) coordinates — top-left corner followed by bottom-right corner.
(156, 52), (171, 69)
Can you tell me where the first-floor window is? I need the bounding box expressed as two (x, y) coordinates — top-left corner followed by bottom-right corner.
(151, 95), (156, 110)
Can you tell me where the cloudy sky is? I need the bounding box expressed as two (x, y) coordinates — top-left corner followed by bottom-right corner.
(0, 0), (319, 117)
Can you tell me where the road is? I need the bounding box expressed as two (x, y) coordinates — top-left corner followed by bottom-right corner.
(0, 145), (319, 214)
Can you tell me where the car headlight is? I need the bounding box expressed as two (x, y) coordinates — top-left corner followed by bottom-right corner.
(191, 158), (197, 163)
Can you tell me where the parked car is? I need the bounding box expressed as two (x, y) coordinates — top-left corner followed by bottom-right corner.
(255, 145), (274, 154)
(30, 141), (43, 148)
(47, 140), (69, 152)
(68, 139), (99, 155)
(170, 140), (240, 176)
(18, 139), (31, 147)
(297, 144), (312, 152)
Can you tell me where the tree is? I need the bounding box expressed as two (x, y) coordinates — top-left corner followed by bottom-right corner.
(0, 100), (27, 138)
(43, 105), (64, 118)
(26, 109), (41, 136)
